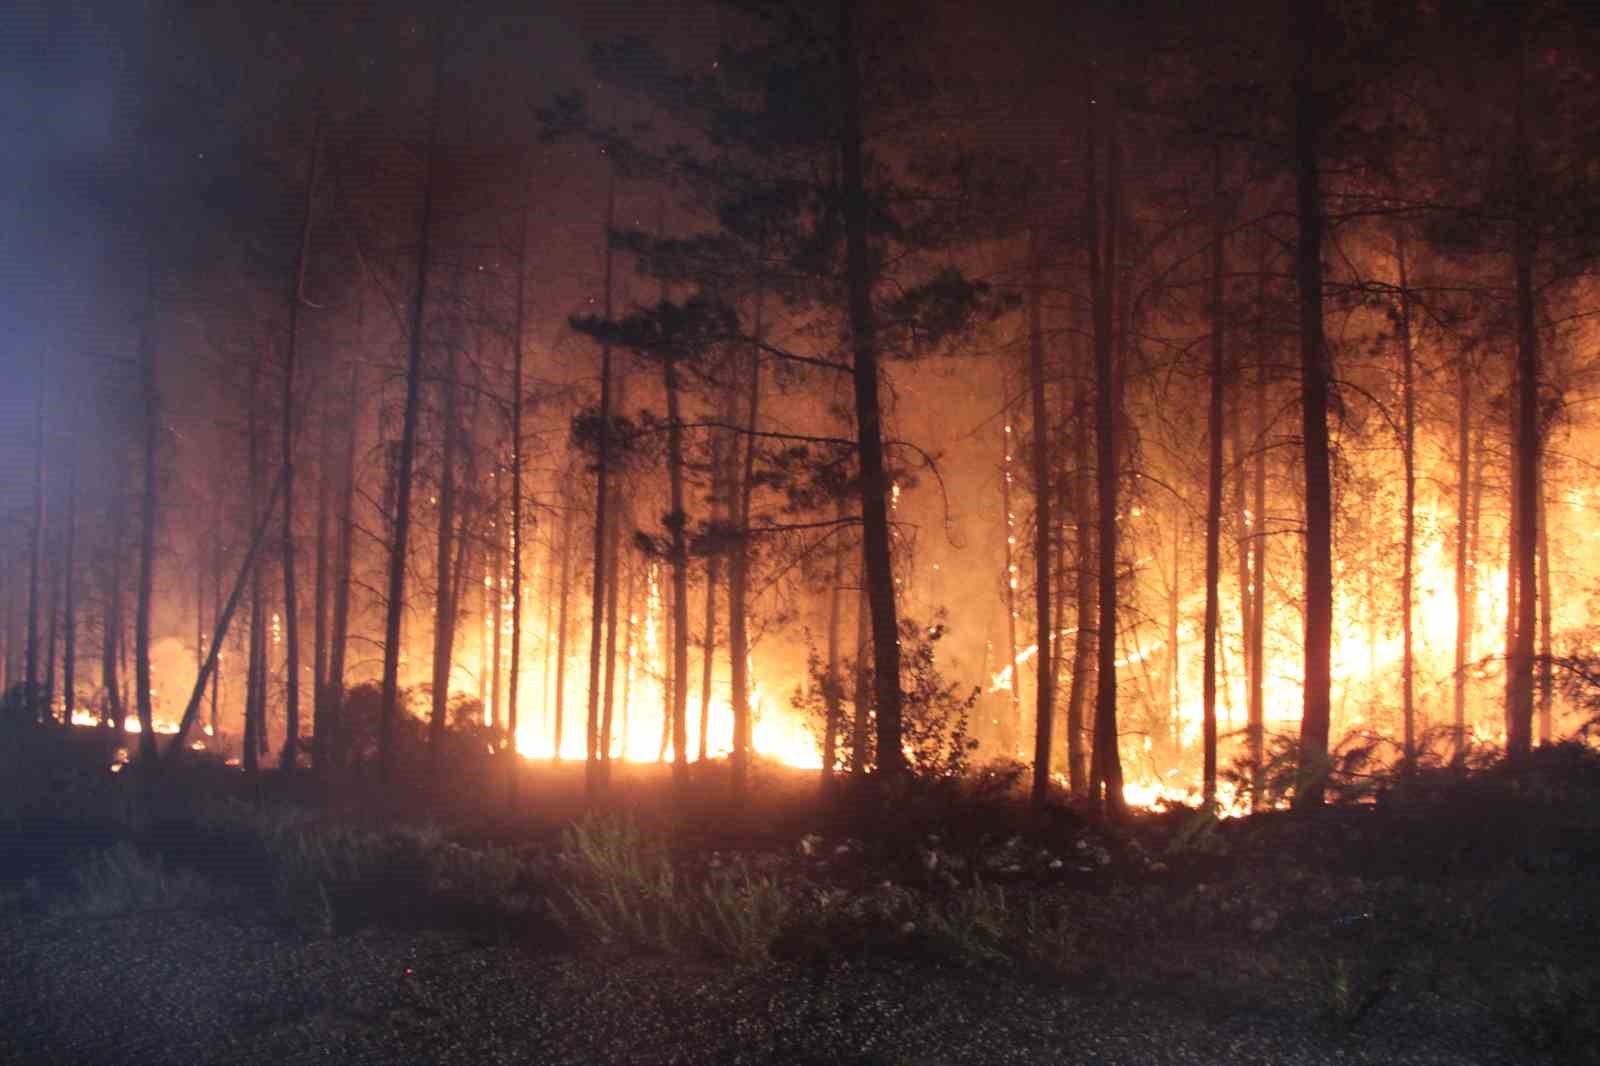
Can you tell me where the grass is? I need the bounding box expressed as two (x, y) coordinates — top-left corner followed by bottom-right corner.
(2, 724), (1598, 1057)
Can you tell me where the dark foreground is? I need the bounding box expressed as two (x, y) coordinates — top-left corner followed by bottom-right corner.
(2, 737), (1598, 1065)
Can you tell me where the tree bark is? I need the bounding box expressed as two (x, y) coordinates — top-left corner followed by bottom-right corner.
(279, 108), (321, 772)
(1453, 357), (1471, 763)
(1000, 401), (1021, 756)
(1085, 75), (1124, 817)
(63, 424), (78, 725)
(1065, 361), (1094, 797)
(135, 283), (160, 759)
(1201, 148), (1227, 808)
(584, 171), (616, 798)
(1027, 227), (1054, 805)
(554, 493), (573, 762)
(430, 307), (462, 758)
(699, 429), (723, 763)
(665, 321), (690, 785)
(27, 385), (44, 723)
(379, 53), (444, 784)
(729, 300), (762, 795)
(327, 358), (359, 767)
(1292, 0), (1335, 808)
(1506, 43), (1539, 758)
(838, 0), (903, 781)
(1396, 234), (1417, 765)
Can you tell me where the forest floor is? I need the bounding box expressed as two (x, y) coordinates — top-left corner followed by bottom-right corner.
(2, 730), (1598, 1065)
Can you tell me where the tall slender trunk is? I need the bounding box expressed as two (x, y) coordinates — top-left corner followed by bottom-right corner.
(210, 541), (221, 738)
(279, 109), (321, 772)
(1065, 365), (1093, 796)
(245, 356), (264, 774)
(1201, 148), (1227, 808)
(430, 320), (461, 756)
(1292, 0), (1334, 808)
(135, 283), (160, 759)
(63, 426), (78, 725)
(506, 168), (530, 773)
(327, 358), (359, 765)
(599, 422), (626, 778)
(729, 301), (762, 795)
(379, 54), (444, 784)
(1452, 358), (1471, 762)
(103, 484), (126, 731)
(1397, 235), (1417, 764)
(838, 0), (903, 780)
(822, 503), (845, 786)
(1249, 331), (1268, 804)
(1537, 479), (1552, 743)
(1085, 75), (1124, 817)
(664, 369), (689, 779)
(1167, 523), (1180, 753)
(313, 391), (331, 766)
(1000, 403), (1021, 755)
(699, 430), (722, 763)
(27, 386), (45, 722)
(1027, 228), (1054, 805)
(584, 171), (617, 797)
(619, 555), (637, 756)
(1506, 43), (1539, 757)
(554, 495), (573, 761)
(491, 502), (504, 735)
(45, 541), (60, 723)
(851, 573), (871, 775)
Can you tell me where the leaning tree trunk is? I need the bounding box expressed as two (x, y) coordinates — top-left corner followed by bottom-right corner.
(838, 0), (903, 781)
(1292, 0), (1335, 809)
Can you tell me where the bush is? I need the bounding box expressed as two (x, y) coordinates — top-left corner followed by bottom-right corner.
(556, 813), (791, 961)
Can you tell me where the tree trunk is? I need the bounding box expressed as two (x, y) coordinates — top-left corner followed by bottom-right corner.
(1292, 0), (1335, 808)
(279, 109), (321, 773)
(168, 472), (284, 755)
(63, 426), (78, 725)
(102, 476), (126, 732)
(584, 171), (617, 798)
(1201, 148), (1227, 808)
(729, 301), (762, 795)
(135, 286), (160, 759)
(379, 54), (443, 784)
(1065, 365), (1093, 797)
(1249, 329), (1268, 805)
(699, 429), (723, 763)
(430, 316), (461, 757)
(26, 385), (44, 722)
(1000, 400), (1021, 757)
(1397, 234), (1417, 765)
(312, 389), (331, 768)
(1453, 357), (1471, 763)
(851, 572), (871, 776)
(554, 494), (573, 762)
(838, 0), (903, 781)
(244, 356), (264, 774)
(1506, 47), (1539, 758)
(665, 336), (690, 785)
(1085, 76), (1124, 817)
(1027, 228), (1054, 805)
(1537, 478), (1552, 743)
(327, 358), (359, 767)
(599, 415), (626, 778)
(822, 501), (845, 786)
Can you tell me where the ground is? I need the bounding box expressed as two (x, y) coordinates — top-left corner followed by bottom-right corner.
(1, 732), (1596, 1065)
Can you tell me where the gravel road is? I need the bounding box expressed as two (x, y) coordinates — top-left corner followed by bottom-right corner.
(0, 910), (1533, 1065)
